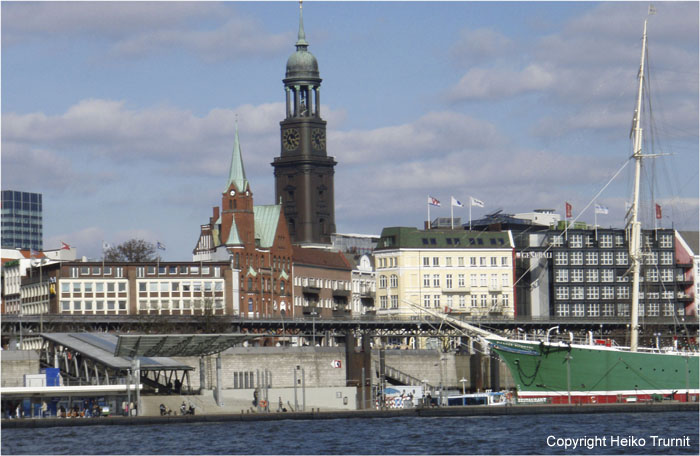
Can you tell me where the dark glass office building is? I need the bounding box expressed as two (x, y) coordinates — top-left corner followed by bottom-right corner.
(1, 190), (43, 251)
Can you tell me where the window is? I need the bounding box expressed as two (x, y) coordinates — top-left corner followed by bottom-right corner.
(390, 275), (398, 288)
(602, 303), (614, 317)
(458, 274), (465, 288)
(169, 266), (177, 274)
(91, 267), (100, 275)
(600, 234), (612, 248)
(647, 302), (659, 317)
(380, 296), (387, 309)
(659, 234), (673, 248)
(645, 252), (658, 265)
(490, 257), (497, 267)
(61, 283), (70, 293)
(423, 257), (430, 267)
(616, 251), (628, 266)
(115, 267), (123, 278)
(550, 235), (564, 247)
(95, 283), (104, 293)
(147, 266), (156, 275)
(480, 294), (487, 307)
(73, 283), (81, 293)
(586, 287), (599, 300)
(570, 234), (583, 248)
(587, 303), (600, 317)
(423, 295), (430, 308)
(501, 257), (509, 267)
(501, 274), (509, 287)
(139, 282), (147, 292)
(479, 274), (487, 286)
(555, 287), (569, 300)
(572, 303), (584, 317)
(570, 252), (583, 265)
(446, 257), (452, 267)
(490, 274), (498, 288)
(191, 266), (200, 275)
(586, 252), (598, 265)
(602, 286), (614, 300)
(614, 235), (624, 247)
(571, 286), (584, 300)
(470, 274), (477, 287)
(645, 269), (658, 282)
(471, 295), (478, 307)
(617, 286), (629, 299)
(661, 269), (673, 282)
(479, 257), (486, 267)
(85, 301), (93, 311)
(61, 301), (70, 311)
(556, 303), (570, 317)
(555, 252), (568, 266)
(390, 295), (398, 309)
(215, 282), (223, 292)
(571, 269), (583, 282)
(423, 274), (430, 287)
(555, 269), (569, 283)
(601, 269), (614, 282)
(660, 252), (672, 265)
(80, 267), (89, 275)
(458, 257), (464, 267)
(663, 303), (674, 317)
(585, 269), (599, 282)
(470, 257), (477, 267)
(432, 257), (439, 267)
(433, 295), (440, 308)
(601, 252), (613, 265)
(459, 295), (466, 307)
(433, 274), (440, 288)
(445, 274), (452, 289)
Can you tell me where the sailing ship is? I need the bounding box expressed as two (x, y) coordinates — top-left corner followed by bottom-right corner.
(418, 14), (698, 405)
(486, 15), (699, 405)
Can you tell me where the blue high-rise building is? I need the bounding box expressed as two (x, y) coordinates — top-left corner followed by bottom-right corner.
(1, 190), (43, 251)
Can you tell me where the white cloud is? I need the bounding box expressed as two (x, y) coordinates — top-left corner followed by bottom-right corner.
(450, 27), (514, 65)
(447, 64), (556, 101)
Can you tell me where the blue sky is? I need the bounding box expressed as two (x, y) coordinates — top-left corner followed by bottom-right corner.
(2, 1), (698, 260)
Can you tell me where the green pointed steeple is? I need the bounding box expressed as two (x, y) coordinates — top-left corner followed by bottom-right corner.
(225, 122), (249, 193)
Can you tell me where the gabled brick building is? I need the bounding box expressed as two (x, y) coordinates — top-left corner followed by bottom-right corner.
(193, 126), (294, 318)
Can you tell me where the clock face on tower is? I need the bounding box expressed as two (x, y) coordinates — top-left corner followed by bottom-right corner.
(282, 128), (301, 151)
(311, 128), (326, 151)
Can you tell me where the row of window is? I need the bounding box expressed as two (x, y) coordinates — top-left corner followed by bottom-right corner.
(136, 265), (221, 277)
(293, 277), (350, 290)
(421, 256), (510, 268)
(70, 267), (124, 278)
(554, 268), (678, 283)
(555, 302), (677, 317)
(411, 294), (511, 309)
(550, 233), (673, 249)
(556, 287), (676, 300)
(137, 299), (224, 310)
(60, 300), (128, 312)
(61, 281), (127, 293)
(137, 281), (224, 293)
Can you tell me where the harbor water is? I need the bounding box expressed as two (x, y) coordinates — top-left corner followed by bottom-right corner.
(2, 411), (698, 454)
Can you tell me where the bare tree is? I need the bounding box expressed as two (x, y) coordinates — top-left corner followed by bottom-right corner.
(104, 239), (157, 262)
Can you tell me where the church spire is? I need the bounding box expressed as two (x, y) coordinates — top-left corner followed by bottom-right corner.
(225, 120), (249, 194)
(296, 0), (309, 49)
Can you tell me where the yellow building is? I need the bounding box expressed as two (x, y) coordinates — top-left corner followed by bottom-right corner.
(374, 227), (515, 319)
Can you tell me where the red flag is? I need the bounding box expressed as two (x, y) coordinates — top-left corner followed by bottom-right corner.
(61, 241), (71, 250)
(655, 203), (662, 220)
(565, 202), (572, 219)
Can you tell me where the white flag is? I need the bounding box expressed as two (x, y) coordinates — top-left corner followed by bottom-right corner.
(595, 204), (609, 215)
(451, 196), (464, 208)
(470, 197), (484, 208)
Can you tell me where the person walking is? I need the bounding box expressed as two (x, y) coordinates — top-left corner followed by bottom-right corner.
(41, 401), (48, 418)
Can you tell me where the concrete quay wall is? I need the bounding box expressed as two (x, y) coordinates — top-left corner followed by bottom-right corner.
(1, 350), (40, 387)
(3, 402), (697, 429)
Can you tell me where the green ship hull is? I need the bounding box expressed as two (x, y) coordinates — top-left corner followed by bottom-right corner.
(488, 337), (699, 404)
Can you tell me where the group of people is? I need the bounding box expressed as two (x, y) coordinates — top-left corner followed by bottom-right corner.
(57, 400), (104, 418)
(121, 401), (137, 416)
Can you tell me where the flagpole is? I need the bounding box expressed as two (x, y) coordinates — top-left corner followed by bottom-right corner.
(594, 203), (598, 241)
(427, 201), (431, 230)
(451, 200), (454, 230)
(469, 197), (472, 231)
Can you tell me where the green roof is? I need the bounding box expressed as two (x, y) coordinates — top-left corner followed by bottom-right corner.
(225, 218), (243, 246)
(224, 124), (249, 194)
(254, 204), (282, 248)
(375, 227), (512, 250)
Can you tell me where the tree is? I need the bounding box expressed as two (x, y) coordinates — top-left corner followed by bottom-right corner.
(104, 239), (157, 262)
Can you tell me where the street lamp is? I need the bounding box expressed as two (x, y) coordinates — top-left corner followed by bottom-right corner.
(546, 326), (560, 343)
(459, 378), (468, 406)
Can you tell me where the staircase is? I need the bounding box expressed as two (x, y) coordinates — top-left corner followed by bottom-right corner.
(374, 361), (436, 390)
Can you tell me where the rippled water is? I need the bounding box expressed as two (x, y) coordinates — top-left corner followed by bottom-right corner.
(2, 411), (698, 454)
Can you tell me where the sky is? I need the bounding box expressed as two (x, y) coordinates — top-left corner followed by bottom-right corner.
(2, 1), (698, 261)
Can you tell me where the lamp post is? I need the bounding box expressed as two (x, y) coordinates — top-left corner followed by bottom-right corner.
(546, 326), (560, 343)
(459, 378), (468, 406)
(309, 309), (319, 346)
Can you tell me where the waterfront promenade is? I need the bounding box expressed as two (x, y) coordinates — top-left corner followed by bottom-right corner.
(3, 401), (697, 429)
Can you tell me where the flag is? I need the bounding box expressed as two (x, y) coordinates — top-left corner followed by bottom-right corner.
(470, 197), (484, 208)
(102, 241), (111, 251)
(157, 241), (166, 250)
(428, 196), (441, 207)
(594, 204), (609, 215)
(655, 203), (662, 220)
(451, 196), (464, 208)
(565, 202), (572, 218)
(61, 241), (71, 250)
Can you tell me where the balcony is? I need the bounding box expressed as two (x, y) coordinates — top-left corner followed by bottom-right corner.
(441, 285), (470, 293)
(676, 292), (694, 302)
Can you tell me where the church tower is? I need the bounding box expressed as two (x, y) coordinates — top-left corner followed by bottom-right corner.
(272, 2), (336, 245)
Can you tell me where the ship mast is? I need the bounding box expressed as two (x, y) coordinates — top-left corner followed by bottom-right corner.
(629, 17), (650, 352)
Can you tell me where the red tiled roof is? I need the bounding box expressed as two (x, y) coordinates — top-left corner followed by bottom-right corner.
(292, 246), (352, 270)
